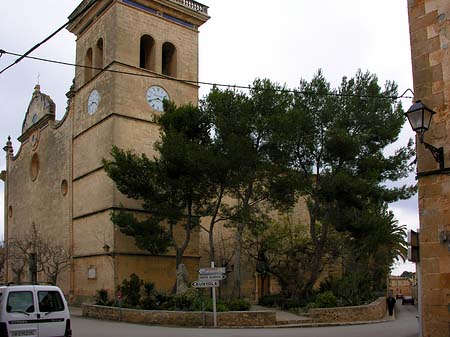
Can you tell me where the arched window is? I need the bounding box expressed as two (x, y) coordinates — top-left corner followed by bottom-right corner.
(85, 48), (93, 82)
(162, 42), (177, 77)
(140, 35), (155, 71)
(94, 38), (104, 74)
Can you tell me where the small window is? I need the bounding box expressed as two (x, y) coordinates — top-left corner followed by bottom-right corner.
(85, 48), (93, 83)
(94, 38), (104, 74)
(140, 35), (155, 71)
(38, 291), (65, 313)
(162, 42), (177, 77)
(7, 291), (35, 313)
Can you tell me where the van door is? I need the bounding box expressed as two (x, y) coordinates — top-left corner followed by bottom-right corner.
(35, 290), (67, 337)
(6, 290), (38, 337)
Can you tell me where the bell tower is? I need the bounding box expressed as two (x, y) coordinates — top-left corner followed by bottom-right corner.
(66, 0), (209, 302)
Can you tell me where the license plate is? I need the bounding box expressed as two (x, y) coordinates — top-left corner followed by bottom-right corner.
(11, 329), (36, 336)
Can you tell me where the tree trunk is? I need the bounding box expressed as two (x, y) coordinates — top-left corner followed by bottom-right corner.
(231, 223), (244, 299)
(208, 187), (225, 264)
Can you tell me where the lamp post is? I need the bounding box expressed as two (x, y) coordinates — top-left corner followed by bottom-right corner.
(404, 100), (446, 174)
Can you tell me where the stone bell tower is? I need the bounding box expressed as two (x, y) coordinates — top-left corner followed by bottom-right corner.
(66, 0), (209, 302)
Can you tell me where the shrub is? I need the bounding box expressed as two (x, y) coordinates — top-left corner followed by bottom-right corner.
(140, 281), (157, 310)
(189, 296), (229, 312)
(227, 299), (251, 311)
(279, 298), (303, 310)
(258, 294), (279, 307)
(120, 273), (143, 308)
(164, 288), (200, 311)
(314, 291), (337, 308)
(95, 289), (111, 306)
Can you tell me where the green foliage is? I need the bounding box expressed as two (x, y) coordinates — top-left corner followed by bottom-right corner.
(165, 288), (199, 310)
(110, 211), (171, 255)
(258, 294), (278, 307)
(95, 289), (112, 306)
(120, 273), (143, 308)
(314, 291), (337, 308)
(140, 282), (157, 310)
(226, 299), (251, 311)
(320, 274), (375, 306)
(104, 70), (414, 303)
(244, 70), (414, 300)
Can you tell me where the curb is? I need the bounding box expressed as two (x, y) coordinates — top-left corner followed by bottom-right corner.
(195, 316), (395, 329)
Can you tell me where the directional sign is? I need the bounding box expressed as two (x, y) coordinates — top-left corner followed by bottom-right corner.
(198, 273), (226, 281)
(198, 267), (226, 275)
(192, 280), (219, 288)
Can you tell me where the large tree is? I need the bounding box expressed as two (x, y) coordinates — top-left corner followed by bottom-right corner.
(203, 80), (298, 298)
(104, 102), (215, 270)
(105, 81), (298, 297)
(271, 70), (415, 297)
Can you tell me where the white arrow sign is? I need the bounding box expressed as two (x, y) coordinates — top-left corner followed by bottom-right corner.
(198, 273), (226, 281)
(192, 280), (219, 288)
(198, 267), (226, 275)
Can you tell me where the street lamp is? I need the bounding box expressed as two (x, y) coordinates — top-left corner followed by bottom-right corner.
(404, 100), (445, 172)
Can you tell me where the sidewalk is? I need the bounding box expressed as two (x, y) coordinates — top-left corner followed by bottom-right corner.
(250, 304), (312, 324)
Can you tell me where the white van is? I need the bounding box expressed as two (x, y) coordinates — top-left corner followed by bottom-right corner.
(0, 285), (71, 337)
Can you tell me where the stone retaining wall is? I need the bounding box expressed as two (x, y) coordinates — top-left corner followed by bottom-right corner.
(82, 304), (277, 327)
(308, 297), (386, 323)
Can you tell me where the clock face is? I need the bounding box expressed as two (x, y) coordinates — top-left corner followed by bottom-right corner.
(87, 89), (101, 115)
(146, 86), (169, 112)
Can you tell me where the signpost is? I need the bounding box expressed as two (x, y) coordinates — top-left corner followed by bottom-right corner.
(192, 280), (219, 288)
(192, 262), (226, 327)
(198, 267), (226, 275)
(198, 273), (226, 281)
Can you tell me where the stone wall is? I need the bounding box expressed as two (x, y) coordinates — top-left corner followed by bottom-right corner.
(408, 1), (450, 336)
(82, 304), (277, 327)
(308, 297), (386, 323)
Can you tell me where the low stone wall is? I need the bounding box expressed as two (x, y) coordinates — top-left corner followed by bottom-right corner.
(82, 304), (277, 327)
(308, 297), (386, 323)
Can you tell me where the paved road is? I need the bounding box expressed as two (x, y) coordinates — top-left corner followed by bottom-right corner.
(71, 303), (418, 337)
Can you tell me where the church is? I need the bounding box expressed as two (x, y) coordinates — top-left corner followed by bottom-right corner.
(2, 0), (210, 304)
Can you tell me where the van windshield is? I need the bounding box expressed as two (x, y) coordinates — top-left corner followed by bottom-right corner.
(38, 291), (64, 312)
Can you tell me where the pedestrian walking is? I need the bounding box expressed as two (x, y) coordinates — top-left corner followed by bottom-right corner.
(387, 291), (396, 316)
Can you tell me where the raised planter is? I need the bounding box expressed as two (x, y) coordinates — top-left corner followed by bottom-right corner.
(82, 304), (277, 327)
(308, 297), (387, 323)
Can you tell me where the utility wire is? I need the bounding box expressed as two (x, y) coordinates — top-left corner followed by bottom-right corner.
(0, 0), (97, 75)
(0, 49), (415, 101)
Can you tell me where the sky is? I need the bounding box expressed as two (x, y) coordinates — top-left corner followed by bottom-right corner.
(0, 0), (417, 275)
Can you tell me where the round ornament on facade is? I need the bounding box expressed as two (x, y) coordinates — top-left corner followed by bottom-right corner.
(87, 89), (101, 115)
(61, 180), (69, 196)
(30, 153), (40, 181)
(146, 85), (169, 112)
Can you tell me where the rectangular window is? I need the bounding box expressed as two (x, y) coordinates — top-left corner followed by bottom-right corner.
(7, 292), (34, 313)
(37, 291), (65, 312)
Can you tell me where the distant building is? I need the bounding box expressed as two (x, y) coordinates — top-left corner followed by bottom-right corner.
(389, 275), (413, 298)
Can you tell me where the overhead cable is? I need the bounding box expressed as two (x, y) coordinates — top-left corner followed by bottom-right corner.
(0, 49), (415, 101)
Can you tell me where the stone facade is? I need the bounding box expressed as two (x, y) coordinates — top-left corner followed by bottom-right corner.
(408, 1), (450, 336)
(3, 0), (209, 303)
(389, 276), (413, 298)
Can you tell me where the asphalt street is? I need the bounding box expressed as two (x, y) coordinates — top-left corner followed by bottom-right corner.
(71, 303), (418, 337)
